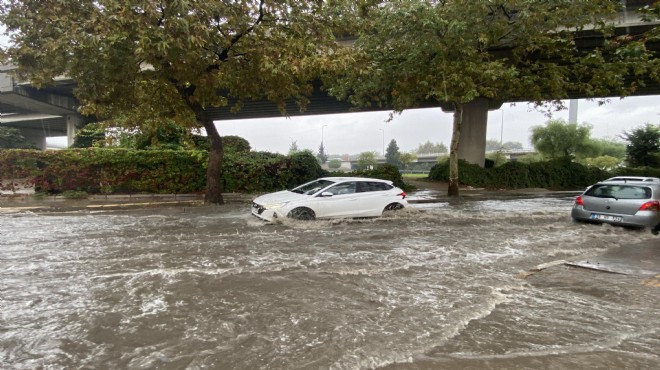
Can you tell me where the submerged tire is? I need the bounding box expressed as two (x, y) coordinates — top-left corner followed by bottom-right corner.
(287, 207), (316, 221)
(384, 203), (404, 212)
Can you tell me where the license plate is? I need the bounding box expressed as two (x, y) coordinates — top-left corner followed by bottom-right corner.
(590, 214), (623, 222)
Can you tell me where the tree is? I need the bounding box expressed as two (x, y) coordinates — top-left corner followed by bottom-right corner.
(357, 151), (377, 170)
(586, 155), (622, 171)
(415, 141), (448, 155)
(328, 159), (342, 170)
(326, 0), (658, 196)
(621, 123), (660, 167)
(486, 139), (523, 151)
(385, 139), (401, 168)
(531, 119), (595, 160)
(317, 143), (328, 164)
(0, 127), (37, 149)
(288, 141), (300, 155)
(398, 152), (417, 170)
(588, 138), (626, 159)
(0, 1), (352, 204)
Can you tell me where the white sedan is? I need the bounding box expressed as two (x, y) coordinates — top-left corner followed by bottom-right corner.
(251, 177), (408, 221)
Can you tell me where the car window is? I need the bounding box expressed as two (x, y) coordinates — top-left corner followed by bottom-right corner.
(586, 185), (651, 199)
(325, 182), (356, 195)
(291, 180), (335, 195)
(357, 181), (393, 192)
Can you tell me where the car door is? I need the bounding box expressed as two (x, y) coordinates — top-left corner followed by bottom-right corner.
(356, 181), (393, 217)
(314, 181), (359, 218)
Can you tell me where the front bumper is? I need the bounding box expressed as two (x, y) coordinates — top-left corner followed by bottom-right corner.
(251, 202), (283, 222)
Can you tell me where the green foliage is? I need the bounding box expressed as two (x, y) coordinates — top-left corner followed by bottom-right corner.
(516, 153), (545, 164)
(611, 166), (660, 178)
(0, 127), (38, 149)
(317, 143), (328, 164)
(531, 119), (595, 159)
(0, 0), (352, 203)
(429, 158), (609, 190)
(415, 141), (448, 155)
(485, 152), (507, 167)
(621, 123), (660, 167)
(398, 152), (417, 170)
(328, 159), (342, 169)
(585, 155), (622, 171)
(589, 138), (626, 159)
(357, 151), (378, 169)
(0, 149), (207, 194)
(385, 139), (401, 168)
(486, 139), (523, 152)
(0, 148), (324, 194)
(330, 164), (407, 190)
(222, 136), (251, 153)
(71, 123), (107, 148)
(61, 190), (89, 199)
(288, 141), (300, 155)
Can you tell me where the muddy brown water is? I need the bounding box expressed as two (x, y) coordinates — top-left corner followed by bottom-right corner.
(1, 196), (658, 369)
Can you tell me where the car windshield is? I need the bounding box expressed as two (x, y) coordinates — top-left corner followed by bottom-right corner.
(585, 184), (652, 200)
(290, 180), (335, 195)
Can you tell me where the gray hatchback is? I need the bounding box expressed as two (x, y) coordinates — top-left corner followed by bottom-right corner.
(571, 179), (660, 229)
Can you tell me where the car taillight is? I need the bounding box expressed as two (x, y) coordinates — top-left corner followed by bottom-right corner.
(398, 192), (406, 199)
(638, 200), (659, 211)
(575, 195), (583, 206)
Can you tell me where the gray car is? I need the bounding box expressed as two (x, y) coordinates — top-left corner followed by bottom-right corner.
(571, 179), (660, 229)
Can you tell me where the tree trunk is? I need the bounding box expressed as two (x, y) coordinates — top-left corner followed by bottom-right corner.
(448, 103), (463, 197)
(199, 112), (225, 205)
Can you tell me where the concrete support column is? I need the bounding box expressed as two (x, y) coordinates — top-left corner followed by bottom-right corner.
(457, 97), (489, 167)
(66, 115), (83, 147)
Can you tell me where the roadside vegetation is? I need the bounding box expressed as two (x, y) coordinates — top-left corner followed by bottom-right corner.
(429, 121), (660, 190)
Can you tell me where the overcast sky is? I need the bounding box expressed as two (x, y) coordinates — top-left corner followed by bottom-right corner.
(214, 95), (659, 155)
(44, 95), (658, 152)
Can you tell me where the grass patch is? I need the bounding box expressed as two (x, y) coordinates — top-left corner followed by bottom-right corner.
(402, 173), (429, 179)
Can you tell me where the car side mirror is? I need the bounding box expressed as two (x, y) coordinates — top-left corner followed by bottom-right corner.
(320, 192), (333, 198)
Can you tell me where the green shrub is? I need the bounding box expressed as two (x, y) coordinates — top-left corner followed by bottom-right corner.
(428, 159), (611, 190)
(330, 164), (408, 190)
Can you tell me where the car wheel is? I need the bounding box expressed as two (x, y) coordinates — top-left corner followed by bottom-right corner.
(384, 203), (404, 212)
(287, 207), (316, 221)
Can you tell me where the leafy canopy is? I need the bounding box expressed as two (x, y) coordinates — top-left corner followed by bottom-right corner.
(621, 123), (660, 167)
(415, 141), (448, 155)
(0, 126), (38, 149)
(531, 119), (595, 160)
(0, 0), (352, 121)
(326, 0), (650, 110)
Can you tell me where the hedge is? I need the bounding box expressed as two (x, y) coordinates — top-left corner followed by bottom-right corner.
(0, 149), (324, 194)
(428, 158), (659, 190)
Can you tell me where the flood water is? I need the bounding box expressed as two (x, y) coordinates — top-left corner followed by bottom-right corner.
(1, 196), (658, 369)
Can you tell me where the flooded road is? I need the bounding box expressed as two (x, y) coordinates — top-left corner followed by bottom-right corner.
(1, 196), (658, 369)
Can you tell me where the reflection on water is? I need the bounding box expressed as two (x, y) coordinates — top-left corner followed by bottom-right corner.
(0, 198), (658, 369)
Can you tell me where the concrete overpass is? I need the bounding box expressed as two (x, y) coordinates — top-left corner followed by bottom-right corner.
(1, 1), (658, 164)
(0, 67), (85, 149)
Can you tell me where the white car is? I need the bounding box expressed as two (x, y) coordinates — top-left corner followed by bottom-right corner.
(251, 177), (408, 221)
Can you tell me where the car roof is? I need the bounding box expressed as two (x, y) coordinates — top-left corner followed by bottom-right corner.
(604, 176), (660, 183)
(319, 177), (393, 184)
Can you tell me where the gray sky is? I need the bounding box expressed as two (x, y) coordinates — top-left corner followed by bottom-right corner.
(215, 95), (659, 155)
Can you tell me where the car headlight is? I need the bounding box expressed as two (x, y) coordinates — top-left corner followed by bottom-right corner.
(264, 202), (288, 210)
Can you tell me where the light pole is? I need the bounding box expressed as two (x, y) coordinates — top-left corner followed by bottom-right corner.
(379, 128), (384, 156)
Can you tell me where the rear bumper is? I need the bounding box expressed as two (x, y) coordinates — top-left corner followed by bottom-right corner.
(571, 206), (660, 228)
